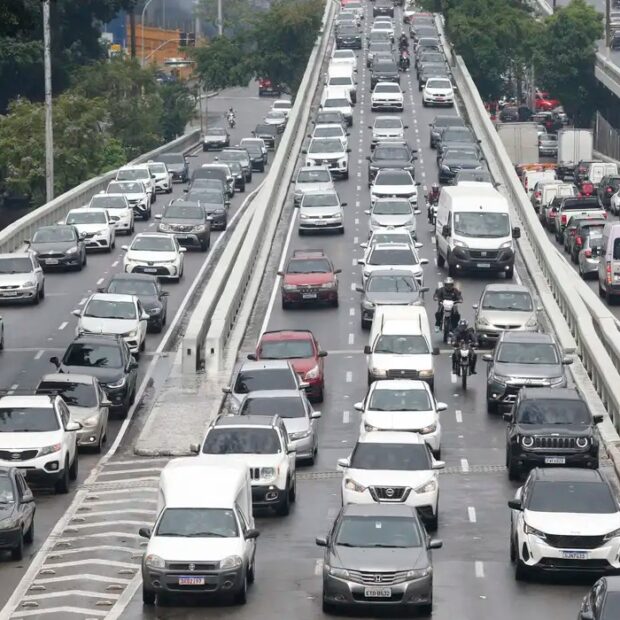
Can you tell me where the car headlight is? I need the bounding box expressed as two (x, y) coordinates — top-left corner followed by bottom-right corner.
(193, 224), (207, 233)
(500, 240), (513, 249)
(453, 239), (468, 248)
(81, 414), (100, 428)
(364, 422), (377, 432)
(159, 223), (172, 232)
(338, 158), (347, 168)
(576, 437), (589, 448)
(65, 247), (78, 255)
(145, 554), (166, 569)
(260, 466), (277, 481)
(477, 316), (490, 326)
(371, 368), (386, 377)
(283, 284), (298, 291)
(220, 555), (243, 570)
(0, 517), (19, 529)
(490, 371), (508, 385)
(406, 567), (432, 579)
(415, 479), (437, 494)
(96, 229), (109, 236)
(419, 369), (434, 378)
(362, 300), (375, 309)
(38, 443), (62, 457)
(148, 307), (161, 315)
(524, 523), (546, 540)
(327, 566), (350, 578)
(300, 214), (311, 220)
(305, 365), (320, 380)
(344, 478), (367, 493)
(124, 329), (138, 338)
(419, 422), (437, 434)
(548, 376), (565, 386)
(603, 528), (620, 541)
(289, 429), (312, 440)
(22, 281), (35, 288)
(441, 165), (450, 171)
(321, 281), (335, 289)
(214, 209), (225, 214)
(521, 436), (534, 448)
(106, 376), (127, 389)
(525, 315), (538, 327)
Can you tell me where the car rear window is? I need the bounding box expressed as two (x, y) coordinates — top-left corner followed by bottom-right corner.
(234, 369), (295, 393)
(202, 428), (281, 454)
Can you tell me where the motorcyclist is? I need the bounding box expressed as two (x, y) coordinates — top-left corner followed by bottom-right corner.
(399, 49), (410, 70)
(433, 277), (462, 331)
(451, 319), (477, 375)
(399, 34), (409, 51)
(227, 107), (236, 128)
(428, 183), (440, 204)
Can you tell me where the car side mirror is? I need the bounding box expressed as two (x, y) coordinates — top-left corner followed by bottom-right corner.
(503, 412), (513, 422)
(247, 353), (258, 360)
(129, 360), (139, 370)
(436, 402), (447, 412)
(183, 188), (189, 193)
(315, 536), (328, 547)
(337, 457), (350, 468)
(299, 381), (310, 390)
(364, 345), (371, 354)
(189, 442), (200, 454)
(161, 291), (170, 297)
(366, 155), (371, 160)
(101, 398), (112, 407)
(512, 227), (521, 239)
(482, 354), (493, 362)
(404, 125), (409, 129)
(222, 386), (232, 394)
(334, 268), (342, 275)
(71, 309), (81, 317)
(420, 286), (429, 293)
(594, 414), (604, 424)
(141, 312), (149, 320)
(22, 490), (34, 503)
(318, 350), (328, 357)
(563, 357), (573, 365)
(24, 239), (30, 245)
(428, 538), (443, 549)
(311, 411), (322, 419)
(138, 527), (152, 539)
(432, 460), (445, 470)
(245, 528), (260, 540)
(66, 421), (82, 432)
(359, 242), (368, 249)
(50, 356), (60, 368)
(580, 612), (594, 620)
(357, 259), (366, 265)
(121, 245), (129, 251)
(442, 225), (451, 237)
(414, 209), (421, 215)
(508, 499), (522, 510)
(355, 285), (364, 293)
(432, 347), (440, 356)
(420, 258), (429, 265)
(472, 303), (479, 309)
(154, 214), (162, 220)
(287, 447), (296, 455)
(364, 210), (371, 215)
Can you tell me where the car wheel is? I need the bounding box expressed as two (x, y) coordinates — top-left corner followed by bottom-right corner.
(331, 297), (339, 308)
(508, 459), (521, 481)
(0, 327), (4, 350)
(55, 463), (70, 494)
(95, 432), (103, 454)
(510, 534), (516, 562)
(11, 533), (24, 561)
(515, 558), (529, 581)
(139, 336), (145, 352)
(24, 517), (34, 544)
(505, 266), (514, 280)
(436, 251), (445, 268)
(69, 453), (78, 481)
(282, 299), (291, 310)
(142, 586), (156, 606)
(315, 386), (324, 403)
(234, 573), (248, 605)
(487, 400), (498, 414)
(290, 475), (297, 503)
(418, 602), (433, 617)
(276, 485), (291, 516)
(426, 511), (438, 532)
(200, 239), (209, 252)
(322, 598), (336, 614)
(247, 557), (256, 584)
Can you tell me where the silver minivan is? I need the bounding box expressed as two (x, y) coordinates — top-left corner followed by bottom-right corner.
(598, 222), (620, 301)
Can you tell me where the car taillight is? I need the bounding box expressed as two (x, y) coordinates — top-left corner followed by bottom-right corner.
(584, 249), (592, 258)
(561, 214), (567, 225)
(549, 211), (556, 219)
(576, 236), (582, 246)
(607, 262), (612, 284)
(607, 187), (613, 193)
(603, 211), (608, 219)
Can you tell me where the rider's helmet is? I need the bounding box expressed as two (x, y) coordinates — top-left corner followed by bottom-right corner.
(457, 319), (468, 330)
(431, 182), (439, 194)
(443, 276), (455, 292)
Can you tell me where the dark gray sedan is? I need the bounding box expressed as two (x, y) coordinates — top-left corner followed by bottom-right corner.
(27, 225), (86, 271)
(316, 503), (441, 615)
(186, 189), (228, 230)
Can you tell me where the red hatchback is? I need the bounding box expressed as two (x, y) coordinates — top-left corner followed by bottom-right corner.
(535, 92), (560, 112)
(250, 330), (327, 401)
(278, 250), (340, 309)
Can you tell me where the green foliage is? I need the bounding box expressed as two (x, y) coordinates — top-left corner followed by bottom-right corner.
(192, 36), (253, 92)
(160, 82), (197, 142)
(534, 0), (603, 126)
(197, 0), (255, 36)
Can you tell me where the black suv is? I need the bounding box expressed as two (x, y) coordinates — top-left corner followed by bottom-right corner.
(336, 25), (362, 49)
(373, 0), (394, 17)
(367, 141), (416, 184)
(370, 60), (400, 89)
(504, 388), (603, 480)
(597, 174), (620, 210)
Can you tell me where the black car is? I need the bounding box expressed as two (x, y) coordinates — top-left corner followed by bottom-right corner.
(373, 0), (394, 17)
(100, 273), (169, 333)
(190, 167), (234, 198)
(429, 115), (465, 148)
(220, 147), (252, 183)
(186, 179), (230, 205)
(499, 106), (519, 123)
(366, 40), (393, 68)
(0, 467), (35, 561)
(157, 153), (189, 183)
(438, 148), (484, 184)
(27, 225), (86, 272)
(253, 123), (280, 150)
(436, 126), (478, 159)
(410, 25), (438, 42)
(597, 175), (620, 209)
(336, 25), (362, 49)
(579, 576), (620, 620)
(242, 142), (267, 172)
(416, 51), (445, 76)
(185, 188), (228, 230)
(367, 142), (416, 184)
(51, 335), (138, 415)
(418, 65), (451, 90)
(504, 388), (602, 480)
(370, 60), (400, 88)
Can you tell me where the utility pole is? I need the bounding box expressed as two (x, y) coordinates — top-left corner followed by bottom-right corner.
(141, 0), (154, 67)
(217, 0), (223, 36)
(129, 9), (136, 58)
(606, 0), (611, 48)
(43, 0), (54, 203)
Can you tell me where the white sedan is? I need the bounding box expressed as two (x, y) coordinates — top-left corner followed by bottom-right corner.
(358, 241), (428, 285)
(64, 208), (115, 252)
(370, 168), (419, 205)
(422, 77), (455, 107)
(123, 233), (186, 281)
(73, 293), (148, 355)
(371, 82), (404, 112)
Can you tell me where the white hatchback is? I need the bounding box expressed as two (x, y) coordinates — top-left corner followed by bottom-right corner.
(371, 82), (404, 112)
(422, 78), (454, 107)
(64, 208), (115, 252)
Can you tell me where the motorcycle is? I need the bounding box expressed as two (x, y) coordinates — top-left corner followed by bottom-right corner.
(425, 192), (439, 224)
(453, 342), (473, 390)
(440, 299), (459, 344)
(398, 37), (409, 52)
(227, 113), (236, 129)
(399, 53), (410, 72)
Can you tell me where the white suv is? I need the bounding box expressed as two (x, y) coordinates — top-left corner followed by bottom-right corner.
(371, 82), (405, 112)
(339, 431), (444, 530)
(146, 161), (173, 194)
(0, 394), (80, 494)
(196, 414), (297, 516)
(355, 380), (445, 456)
(116, 165), (156, 203)
(304, 138), (350, 180)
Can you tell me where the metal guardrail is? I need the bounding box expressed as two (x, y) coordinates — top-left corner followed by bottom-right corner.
(181, 0), (336, 373)
(0, 130), (201, 254)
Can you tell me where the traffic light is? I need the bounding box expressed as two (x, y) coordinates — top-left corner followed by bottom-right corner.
(187, 33), (196, 47)
(179, 31), (188, 47)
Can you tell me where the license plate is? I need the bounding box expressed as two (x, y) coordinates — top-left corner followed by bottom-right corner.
(302, 293), (317, 299)
(314, 220), (328, 226)
(364, 587), (392, 598)
(561, 551), (588, 560)
(143, 268), (157, 273)
(1, 291), (18, 297)
(178, 576), (205, 586)
(45, 259), (59, 265)
(545, 457), (566, 464)
(477, 263), (491, 268)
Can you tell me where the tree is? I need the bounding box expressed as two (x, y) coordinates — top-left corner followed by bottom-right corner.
(160, 82), (196, 142)
(535, 0), (603, 126)
(192, 36), (252, 92)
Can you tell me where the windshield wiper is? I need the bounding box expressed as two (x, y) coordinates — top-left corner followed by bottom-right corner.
(335, 542), (358, 547)
(188, 531), (228, 537)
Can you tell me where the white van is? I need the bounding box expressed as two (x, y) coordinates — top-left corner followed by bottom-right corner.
(320, 86), (353, 126)
(142, 458), (257, 605)
(435, 185), (520, 279)
(588, 162), (618, 186)
(523, 169), (556, 197)
(326, 63), (357, 104)
(364, 306), (438, 391)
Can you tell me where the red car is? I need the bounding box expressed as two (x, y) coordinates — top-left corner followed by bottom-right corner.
(250, 330), (327, 401)
(258, 78), (281, 97)
(535, 91), (560, 112)
(278, 250), (340, 309)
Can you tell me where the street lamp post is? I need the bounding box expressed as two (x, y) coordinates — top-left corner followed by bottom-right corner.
(43, 0), (54, 203)
(141, 0), (155, 67)
(217, 0), (223, 36)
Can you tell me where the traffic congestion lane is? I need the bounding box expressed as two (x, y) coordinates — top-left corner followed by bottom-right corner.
(119, 8), (589, 620)
(0, 85), (274, 600)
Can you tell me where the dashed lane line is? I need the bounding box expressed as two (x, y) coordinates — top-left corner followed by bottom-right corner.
(468, 506), (477, 523)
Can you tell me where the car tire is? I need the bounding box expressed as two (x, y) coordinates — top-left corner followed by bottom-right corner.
(290, 475), (297, 503)
(55, 463), (70, 494)
(200, 240), (209, 252)
(282, 299), (291, 310)
(142, 586), (156, 606)
(129, 222), (135, 234)
(510, 534), (516, 563)
(24, 517), (34, 544)
(11, 533), (24, 561)
(276, 485), (291, 516)
(487, 400), (498, 414)
(448, 260), (457, 278)
(315, 386), (324, 403)
(95, 432), (103, 454)
(69, 453), (78, 481)
(248, 557), (256, 584)
(427, 511), (438, 532)
(234, 574), (248, 605)
(322, 598), (336, 614)
(436, 251), (445, 268)
(418, 602), (433, 617)
(505, 266), (514, 280)
(515, 558), (529, 581)
(0, 327), (4, 350)
(508, 459), (521, 481)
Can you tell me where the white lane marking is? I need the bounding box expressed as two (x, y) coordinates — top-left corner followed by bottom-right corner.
(78, 297), (87, 306)
(461, 458), (470, 472)
(468, 506), (477, 523)
(352, 258), (357, 266)
(11, 606), (108, 617)
(348, 333), (354, 345)
(349, 308), (355, 316)
(22, 590), (121, 601)
(356, 185), (361, 191)
(314, 559), (324, 575)
(7, 384), (18, 395)
(355, 200), (360, 207)
(343, 410), (350, 424)
(354, 218), (359, 225)
(58, 322), (68, 331)
(475, 561), (485, 578)
(451, 372), (456, 383)
(96, 278), (104, 286)
(346, 371), (353, 383)
(111, 260), (119, 267)
(34, 350), (44, 360)
(455, 409), (462, 423)
(353, 236), (358, 244)
(350, 282), (357, 291)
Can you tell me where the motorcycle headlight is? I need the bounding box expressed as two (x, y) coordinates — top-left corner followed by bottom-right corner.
(305, 365), (320, 379)
(415, 479), (437, 494)
(604, 528), (620, 541)
(220, 555), (243, 569)
(145, 554), (166, 569)
(106, 376), (127, 389)
(38, 443), (62, 457)
(289, 429), (312, 440)
(500, 240), (513, 249)
(419, 369), (434, 378)
(524, 523), (546, 540)
(521, 436), (534, 448)
(65, 247), (78, 255)
(344, 478), (367, 493)
(441, 165), (450, 171)
(81, 414), (100, 428)
(419, 422), (437, 434)
(260, 467), (277, 481)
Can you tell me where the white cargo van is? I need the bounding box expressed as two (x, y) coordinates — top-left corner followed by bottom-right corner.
(364, 306), (438, 391)
(435, 185), (520, 279)
(326, 63), (357, 104)
(588, 162), (618, 186)
(523, 169), (556, 197)
(141, 458), (258, 606)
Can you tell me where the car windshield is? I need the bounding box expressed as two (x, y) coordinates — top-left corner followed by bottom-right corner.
(373, 201), (411, 215)
(369, 248), (417, 265)
(374, 62), (396, 72)
(0, 477), (14, 503)
(421, 53), (444, 63)
(259, 339), (314, 359)
(443, 128), (473, 142)
(234, 369), (295, 393)
(371, 233), (412, 244)
(158, 154), (184, 165)
(516, 399), (590, 425)
(156, 508), (239, 538)
(117, 168), (148, 181)
(91, 195), (127, 209)
(482, 291), (533, 311)
(376, 171), (412, 185)
(374, 335), (429, 354)
(202, 428), (281, 454)
(309, 139), (343, 154)
(107, 279), (158, 296)
(36, 381), (97, 407)
(0, 408), (59, 432)
(207, 128), (227, 136)
(164, 205), (204, 220)
(336, 515), (422, 548)
(32, 227), (75, 243)
(527, 481), (617, 514)
(67, 211), (107, 225)
(84, 299), (136, 320)
(375, 118), (402, 129)
(333, 51), (355, 59)
(339, 26), (358, 34)
(427, 78), (451, 89)
(148, 163), (167, 174)
(453, 212), (510, 238)
(497, 342), (559, 364)
(324, 98), (350, 108)
(298, 169), (331, 183)
(374, 147), (409, 161)
(265, 111), (286, 120)
(349, 442), (432, 471)
(131, 236), (175, 252)
(108, 181), (143, 194)
(188, 191), (223, 205)
(240, 396), (306, 418)
(302, 193), (338, 207)
(0, 258), (32, 274)
(314, 126), (344, 138)
(287, 258), (331, 273)
(369, 388), (431, 411)
(445, 150), (479, 162)
(316, 113), (342, 125)
(63, 343), (123, 368)
(367, 275), (417, 293)
(375, 84), (401, 94)
(329, 77), (353, 87)
(221, 151), (247, 162)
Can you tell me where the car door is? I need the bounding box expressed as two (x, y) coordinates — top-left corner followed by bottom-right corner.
(57, 399), (76, 464)
(136, 299), (148, 344)
(16, 473), (35, 530)
(236, 503), (256, 568)
(97, 383), (110, 436)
